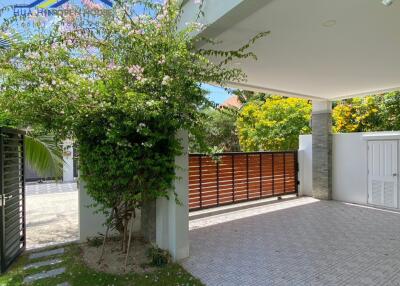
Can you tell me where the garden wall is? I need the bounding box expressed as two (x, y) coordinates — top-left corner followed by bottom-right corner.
(79, 181), (141, 242)
(299, 132), (369, 205)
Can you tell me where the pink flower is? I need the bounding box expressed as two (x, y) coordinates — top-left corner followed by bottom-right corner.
(82, 0), (103, 11)
(128, 65), (144, 80)
(107, 60), (119, 70)
(128, 29), (144, 36)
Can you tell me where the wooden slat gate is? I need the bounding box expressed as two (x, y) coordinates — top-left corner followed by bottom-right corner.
(0, 128), (26, 273)
(189, 151), (298, 211)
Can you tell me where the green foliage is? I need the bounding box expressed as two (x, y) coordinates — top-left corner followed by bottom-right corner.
(237, 96), (311, 151)
(0, 0), (266, 246)
(332, 92), (400, 133)
(24, 133), (63, 178)
(332, 96), (382, 133)
(190, 107), (240, 153)
(148, 244), (172, 267)
(234, 90), (270, 106)
(381, 91), (400, 130)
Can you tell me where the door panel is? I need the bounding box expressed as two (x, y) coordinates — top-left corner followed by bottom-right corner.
(368, 141), (398, 208)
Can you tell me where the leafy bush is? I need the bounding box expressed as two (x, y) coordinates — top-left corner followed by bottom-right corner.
(148, 245), (171, 267)
(0, 0), (266, 250)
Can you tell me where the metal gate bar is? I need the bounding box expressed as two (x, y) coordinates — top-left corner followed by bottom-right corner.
(0, 128), (26, 273)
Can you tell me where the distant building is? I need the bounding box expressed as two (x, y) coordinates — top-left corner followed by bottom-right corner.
(219, 95), (242, 109)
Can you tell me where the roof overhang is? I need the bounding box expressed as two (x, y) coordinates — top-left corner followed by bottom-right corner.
(181, 0), (400, 100)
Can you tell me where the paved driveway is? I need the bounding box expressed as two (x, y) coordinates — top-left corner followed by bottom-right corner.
(183, 197), (400, 286)
(26, 182), (79, 250)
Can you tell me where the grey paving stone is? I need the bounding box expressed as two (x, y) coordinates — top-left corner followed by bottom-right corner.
(24, 258), (62, 270)
(29, 248), (64, 260)
(23, 267), (65, 284)
(183, 198), (400, 286)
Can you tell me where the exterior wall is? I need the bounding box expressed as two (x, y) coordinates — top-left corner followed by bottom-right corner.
(299, 133), (369, 205)
(299, 135), (312, 197)
(78, 179), (141, 242)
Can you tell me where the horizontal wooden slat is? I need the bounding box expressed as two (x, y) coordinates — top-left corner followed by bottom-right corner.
(189, 151), (298, 210)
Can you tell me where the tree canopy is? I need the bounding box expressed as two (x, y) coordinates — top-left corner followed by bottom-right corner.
(190, 106), (240, 153)
(237, 96), (311, 151)
(0, 0), (266, 249)
(333, 92), (400, 133)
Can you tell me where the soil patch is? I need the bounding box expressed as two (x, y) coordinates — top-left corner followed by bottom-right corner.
(82, 236), (156, 274)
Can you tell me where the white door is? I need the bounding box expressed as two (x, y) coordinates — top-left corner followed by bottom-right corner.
(368, 140), (398, 208)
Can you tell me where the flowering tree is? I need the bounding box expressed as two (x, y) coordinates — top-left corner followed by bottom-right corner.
(237, 96), (311, 151)
(0, 0), (266, 252)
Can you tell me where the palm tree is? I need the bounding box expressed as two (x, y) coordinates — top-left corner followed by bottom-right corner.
(25, 133), (64, 179)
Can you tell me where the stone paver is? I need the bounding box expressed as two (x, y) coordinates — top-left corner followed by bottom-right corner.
(29, 248), (64, 260)
(24, 258), (62, 270)
(23, 267), (65, 284)
(183, 197), (400, 286)
(26, 182), (79, 250)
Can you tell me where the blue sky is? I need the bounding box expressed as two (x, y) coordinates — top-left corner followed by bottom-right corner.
(0, 0), (232, 104)
(203, 84), (231, 104)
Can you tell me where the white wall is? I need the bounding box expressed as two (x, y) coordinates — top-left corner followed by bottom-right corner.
(299, 135), (312, 197)
(299, 132), (369, 205)
(79, 180), (141, 242)
(332, 133), (368, 204)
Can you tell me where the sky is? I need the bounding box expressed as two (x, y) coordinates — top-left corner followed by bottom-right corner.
(0, 0), (232, 104)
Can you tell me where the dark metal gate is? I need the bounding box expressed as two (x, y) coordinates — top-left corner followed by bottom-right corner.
(0, 128), (26, 273)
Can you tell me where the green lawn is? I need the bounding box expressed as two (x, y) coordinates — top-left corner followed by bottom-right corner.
(0, 244), (204, 286)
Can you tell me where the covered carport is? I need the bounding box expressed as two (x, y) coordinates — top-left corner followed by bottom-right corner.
(176, 0), (400, 284)
(178, 0), (400, 210)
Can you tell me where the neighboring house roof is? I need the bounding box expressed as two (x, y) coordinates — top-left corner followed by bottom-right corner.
(219, 95), (242, 109)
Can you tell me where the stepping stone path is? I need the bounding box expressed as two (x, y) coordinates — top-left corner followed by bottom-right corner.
(29, 248), (64, 260)
(23, 247), (69, 285)
(24, 258), (62, 270)
(24, 268), (66, 284)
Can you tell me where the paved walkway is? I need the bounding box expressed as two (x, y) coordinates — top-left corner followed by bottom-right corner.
(26, 182), (79, 250)
(183, 197), (400, 286)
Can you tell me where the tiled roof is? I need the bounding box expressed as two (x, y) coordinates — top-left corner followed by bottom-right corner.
(219, 95), (242, 109)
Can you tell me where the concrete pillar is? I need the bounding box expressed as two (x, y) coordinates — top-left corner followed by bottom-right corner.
(63, 140), (74, 182)
(156, 130), (190, 261)
(312, 100), (332, 200)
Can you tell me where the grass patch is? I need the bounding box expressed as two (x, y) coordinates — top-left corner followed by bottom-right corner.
(0, 244), (204, 286)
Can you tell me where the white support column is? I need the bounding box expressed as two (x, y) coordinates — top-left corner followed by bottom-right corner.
(63, 140), (74, 182)
(312, 100), (333, 200)
(156, 130), (190, 261)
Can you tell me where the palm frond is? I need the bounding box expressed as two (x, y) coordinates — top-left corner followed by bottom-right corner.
(25, 134), (64, 179)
